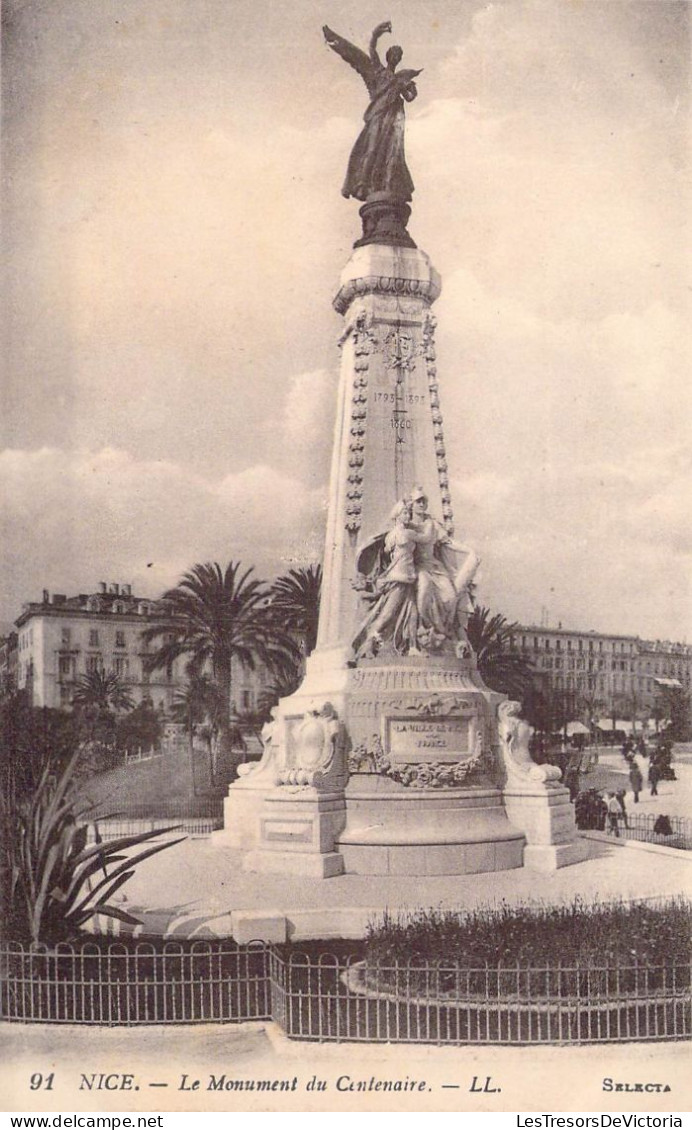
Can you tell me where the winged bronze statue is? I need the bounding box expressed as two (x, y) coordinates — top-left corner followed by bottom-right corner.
(323, 21), (421, 202)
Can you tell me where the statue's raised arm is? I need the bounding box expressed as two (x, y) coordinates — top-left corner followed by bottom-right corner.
(323, 22), (421, 206)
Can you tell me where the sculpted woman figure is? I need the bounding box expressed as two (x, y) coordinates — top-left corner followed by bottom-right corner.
(408, 487), (479, 652)
(352, 488), (480, 659)
(352, 498), (420, 658)
(323, 21), (421, 202)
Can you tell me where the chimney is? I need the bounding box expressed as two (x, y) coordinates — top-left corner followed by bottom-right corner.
(121, 583), (132, 597)
(98, 582), (107, 594)
(42, 589), (49, 604)
(109, 583), (119, 595)
(52, 594), (66, 605)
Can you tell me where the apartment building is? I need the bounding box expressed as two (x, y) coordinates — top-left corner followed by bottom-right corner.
(14, 582), (186, 712)
(510, 623), (691, 722)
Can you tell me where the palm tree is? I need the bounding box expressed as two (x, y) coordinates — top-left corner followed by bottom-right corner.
(142, 562), (299, 776)
(170, 672), (227, 790)
(71, 669), (135, 714)
(268, 564), (322, 657)
(466, 606), (535, 699)
(70, 669), (135, 770)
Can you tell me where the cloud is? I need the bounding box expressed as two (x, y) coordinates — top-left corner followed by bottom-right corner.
(449, 442), (691, 640)
(0, 447), (326, 623)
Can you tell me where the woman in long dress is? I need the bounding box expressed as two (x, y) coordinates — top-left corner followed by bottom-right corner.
(323, 22), (421, 202)
(408, 488), (479, 645)
(352, 499), (420, 657)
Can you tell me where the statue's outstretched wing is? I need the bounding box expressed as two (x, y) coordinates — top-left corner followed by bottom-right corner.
(323, 25), (374, 82)
(396, 68), (423, 83)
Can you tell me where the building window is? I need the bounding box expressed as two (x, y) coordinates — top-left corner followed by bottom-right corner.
(86, 655), (103, 675)
(89, 630), (99, 647)
(242, 689), (251, 710)
(61, 628), (71, 647)
(115, 630), (126, 648)
(114, 657), (129, 678)
(58, 656), (73, 678)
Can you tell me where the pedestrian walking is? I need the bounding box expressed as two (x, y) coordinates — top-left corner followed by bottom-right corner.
(564, 764), (580, 803)
(615, 789), (628, 830)
(606, 791), (621, 837)
(649, 761), (660, 797)
(629, 761), (643, 803)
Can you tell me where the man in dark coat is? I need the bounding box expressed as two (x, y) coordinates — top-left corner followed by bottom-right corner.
(629, 760), (643, 803)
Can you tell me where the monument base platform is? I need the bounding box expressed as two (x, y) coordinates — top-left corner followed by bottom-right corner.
(337, 775), (525, 876)
(523, 841), (591, 872)
(243, 850), (345, 878)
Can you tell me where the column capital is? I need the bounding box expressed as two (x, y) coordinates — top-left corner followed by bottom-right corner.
(334, 245), (441, 316)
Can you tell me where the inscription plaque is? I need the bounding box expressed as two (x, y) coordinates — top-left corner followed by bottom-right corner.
(386, 717), (471, 765)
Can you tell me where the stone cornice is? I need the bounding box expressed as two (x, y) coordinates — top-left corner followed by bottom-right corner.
(333, 273), (442, 316)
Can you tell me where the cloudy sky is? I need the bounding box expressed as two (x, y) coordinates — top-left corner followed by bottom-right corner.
(1, 0), (690, 640)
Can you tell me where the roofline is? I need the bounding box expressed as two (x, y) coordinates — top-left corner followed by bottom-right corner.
(15, 604), (175, 629)
(515, 624), (690, 651)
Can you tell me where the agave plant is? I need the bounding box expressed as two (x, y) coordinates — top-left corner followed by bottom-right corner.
(2, 748), (184, 944)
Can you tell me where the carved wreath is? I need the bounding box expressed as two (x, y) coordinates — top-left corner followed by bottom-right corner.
(348, 727), (485, 789)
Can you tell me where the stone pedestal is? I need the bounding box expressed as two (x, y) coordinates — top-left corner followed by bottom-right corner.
(502, 788), (590, 871)
(244, 789), (346, 877)
(497, 701), (589, 871)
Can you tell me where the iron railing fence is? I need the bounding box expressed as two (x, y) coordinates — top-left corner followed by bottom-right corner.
(1, 941), (690, 1043)
(123, 747), (165, 765)
(622, 813), (692, 851)
(0, 940), (269, 1026)
(84, 797), (225, 836)
(270, 952), (691, 1045)
(90, 798), (225, 820)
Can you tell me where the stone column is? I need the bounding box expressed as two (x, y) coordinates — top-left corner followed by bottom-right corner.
(316, 243), (444, 664)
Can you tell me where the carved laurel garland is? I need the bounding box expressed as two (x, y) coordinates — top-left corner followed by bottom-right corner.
(343, 310), (375, 534)
(422, 312), (454, 535)
(347, 731), (485, 789)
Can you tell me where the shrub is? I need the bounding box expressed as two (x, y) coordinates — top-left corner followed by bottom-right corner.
(365, 898), (692, 970)
(1, 748), (184, 944)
